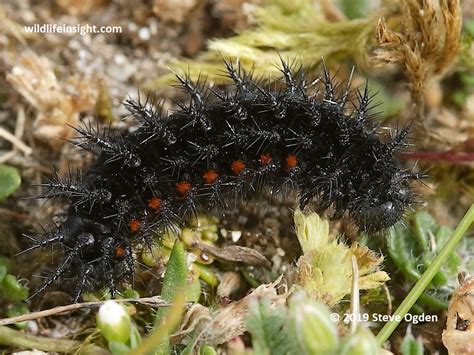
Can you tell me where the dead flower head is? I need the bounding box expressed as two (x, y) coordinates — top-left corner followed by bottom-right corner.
(374, 0), (462, 119)
(7, 52), (98, 150)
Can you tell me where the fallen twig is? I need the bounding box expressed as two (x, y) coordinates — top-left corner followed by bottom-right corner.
(0, 106), (32, 163)
(0, 296), (171, 326)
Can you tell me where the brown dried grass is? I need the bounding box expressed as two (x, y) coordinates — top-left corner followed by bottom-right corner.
(375, 0), (462, 123)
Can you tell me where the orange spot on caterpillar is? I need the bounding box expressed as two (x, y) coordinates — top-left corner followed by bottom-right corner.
(231, 160), (246, 175)
(286, 154), (297, 169)
(148, 197), (161, 211)
(176, 181), (191, 195)
(115, 245), (126, 258)
(203, 170), (219, 184)
(129, 219), (141, 232)
(259, 153), (272, 165)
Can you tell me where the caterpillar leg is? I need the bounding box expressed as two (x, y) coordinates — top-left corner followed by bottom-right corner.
(72, 264), (94, 303)
(28, 233), (95, 301)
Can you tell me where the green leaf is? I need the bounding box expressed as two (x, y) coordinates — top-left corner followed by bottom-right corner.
(187, 274), (202, 303)
(388, 211), (459, 289)
(2, 274), (29, 301)
(387, 224), (422, 281)
(460, 71), (474, 86)
(0, 257), (12, 273)
(200, 345), (217, 355)
(156, 240), (188, 311)
(400, 331), (424, 355)
(377, 204), (474, 345)
(0, 266), (7, 283)
(451, 90), (468, 107)
(119, 288), (140, 299)
(128, 325), (142, 350)
(413, 211), (436, 250)
(0, 165), (21, 201)
(464, 19), (474, 37)
(246, 298), (295, 355)
(195, 263), (218, 287)
(386, 210), (469, 312)
(153, 240), (188, 355)
(417, 293), (448, 311)
(108, 341), (130, 355)
(340, 0), (373, 19)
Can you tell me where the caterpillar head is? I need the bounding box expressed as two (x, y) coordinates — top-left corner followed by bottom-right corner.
(352, 172), (417, 232)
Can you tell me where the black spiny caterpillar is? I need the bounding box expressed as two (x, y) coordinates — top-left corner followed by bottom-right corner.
(23, 59), (421, 301)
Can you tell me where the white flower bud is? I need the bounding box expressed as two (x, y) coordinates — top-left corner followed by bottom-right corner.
(97, 300), (132, 344)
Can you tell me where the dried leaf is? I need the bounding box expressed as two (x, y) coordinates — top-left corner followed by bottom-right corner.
(172, 277), (288, 346)
(197, 243), (271, 268)
(442, 274), (474, 354)
(217, 272), (245, 299)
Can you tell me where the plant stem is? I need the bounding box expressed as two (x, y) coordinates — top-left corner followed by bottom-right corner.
(0, 325), (105, 353)
(376, 203), (474, 345)
(129, 292), (185, 355)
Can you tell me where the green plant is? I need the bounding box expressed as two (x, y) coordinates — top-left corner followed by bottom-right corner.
(246, 293), (382, 355)
(400, 328), (424, 355)
(149, 0), (380, 88)
(0, 165), (21, 202)
(246, 298), (297, 355)
(377, 204), (474, 345)
(387, 210), (473, 311)
(0, 258), (29, 329)
(153, 240), (188, 354)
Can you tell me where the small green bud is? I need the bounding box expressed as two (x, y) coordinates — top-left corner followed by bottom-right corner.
(195, 263), (219, 287)
(288, 292), (339, 355)
(2, 274), (29, 301)
(119, 288), (140, 299)
(202, 229), (219, 242)
(186, 266), (202, 302)
(161, 230), (179, 249)
(339, 326), (379, 355)
(200, 345), (217, 355)
(181, 228), (199, 247)
(97, 301), (132, 344)
(141, 244), (171, 267)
